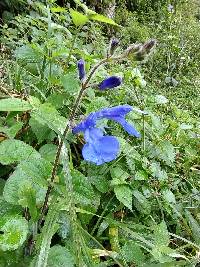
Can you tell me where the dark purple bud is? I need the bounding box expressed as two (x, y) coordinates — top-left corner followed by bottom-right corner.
(98, 76), (122, 90)
(142, 39), (157, 53)
(109, 38), (120, 56)
(77, 59), (86, 81)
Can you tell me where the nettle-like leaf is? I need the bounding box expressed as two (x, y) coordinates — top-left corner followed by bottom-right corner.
(0, 139), (41, 165)
(61, 73), (80, 96)
(0, 121), (23, 139)
(121, 240), (145, 265)
(47, 245), (75, 267)
(29, 117), (56, 144)
(0, 215), (28, 251)
(3, 158), (51, 206)
(31, 103), (67, 135)
(39, 144), (57, 163)
(69, 9), (89, 26)
(133, 190), (151, 214)
(154, 221), (170, 247)
(71, 170), (99, 207)
(147, 140), (175, 166)
(114, 185), (132, 211)
(0, 98), (32, 112)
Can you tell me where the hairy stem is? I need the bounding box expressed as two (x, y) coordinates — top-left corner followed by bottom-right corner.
(39, 57), (109, 224)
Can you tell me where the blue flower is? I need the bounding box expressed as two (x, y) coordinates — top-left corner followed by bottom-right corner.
(77, 59), (86, 81)
(98, 76), (122, 90)
(109, 38), (120, 56)
(73, 105), (141, 165)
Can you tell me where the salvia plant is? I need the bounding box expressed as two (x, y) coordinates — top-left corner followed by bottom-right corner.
(0, 1), (199, 267)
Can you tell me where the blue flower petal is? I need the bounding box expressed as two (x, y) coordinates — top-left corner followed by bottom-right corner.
(97, 105), (133, 119)
(72, 113), (96, 134)
(77, 59), (86, 81)
(98, 76), (122, 90)
(84, 128), (104, 143)
(82, 136), (119, 165)
(112, 116), (141, 137)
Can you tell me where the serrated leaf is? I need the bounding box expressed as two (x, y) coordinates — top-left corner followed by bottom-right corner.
(71, 170), (98, 207)
(162, 189), (176, 204)
(31, 103), (67, 135)
(122, 241), (145, 264)
(0, 98), (32, 111)
(3, 158), (51, 206)
(69, 9), (89, 26)
(114, 185), (132, 210)
(154, 221), (170, 247)
(0, 121), (23, 139)
(89, 13), (119, 26)
(185, 210), (200, 245)
(51, 7), (67, 13)
(150, 162), (168, 181)
(155, 95), (168, 104)
(18, 183), (38, 222)
(0, 139), (41, 165)
(135, 170), (148, 180)
(0, 215), (28, 251)
(61, 73), (80, 95)
(39, 144), (57, 163)
(133, 190), (150, 214)
(47, 245), (75, 267)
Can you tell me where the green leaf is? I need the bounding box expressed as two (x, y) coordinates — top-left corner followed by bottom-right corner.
(114, 185), (132, 210)
(133, 190), (151, 214)
(71, 170), (98, 207)
(3, 158), (51, 206)
(0, 215), (28, 251)
(31, 103), (67, 135)
(51, 7), (67, 13)
(185, 210), (200, 245)
(154, 221), (170, 247)
(150, 162), (168, 181)
(47, 245), (75, 267)
(18, 183), (38, 222)
(162, 189), (176, 204)
(121, 241), (145, 264)
(0, 98), (32, 111)
(39, 144), (57, 163)
(61, 73), (80, 95)
(135, 170), (148, 180)
(155, 95), (168, 104)
(69, 9), (89, 26)
(0, 139), (41, 165)
(89, 13), (119, 26)
(0, 122), (23, 139)
(29, 117), (56, 144)
(111, 167), (129, 185)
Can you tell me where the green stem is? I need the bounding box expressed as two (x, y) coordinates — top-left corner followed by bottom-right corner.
(36, 199), (60, 267)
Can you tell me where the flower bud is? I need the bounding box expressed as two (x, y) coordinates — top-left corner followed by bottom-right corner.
(77, 59), (86, 81)
(98, 76), (122, 90)
(108, 38), (120, 56)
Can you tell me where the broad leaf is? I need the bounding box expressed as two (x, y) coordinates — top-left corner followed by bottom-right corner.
(0, 215), (28, 251)
(0, 98), (32, 111)
(0, 139), (40, 165)
(114, 185), (132, 210)
(47, 245), (75, 267)
(3, 158), (51, 206)
(69, 9), (89, 26)
(89, 13), (119, 26)
(31, 103), (67, 135)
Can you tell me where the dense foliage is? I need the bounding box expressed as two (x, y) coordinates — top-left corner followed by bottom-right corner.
(0, 0), (199, 266)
